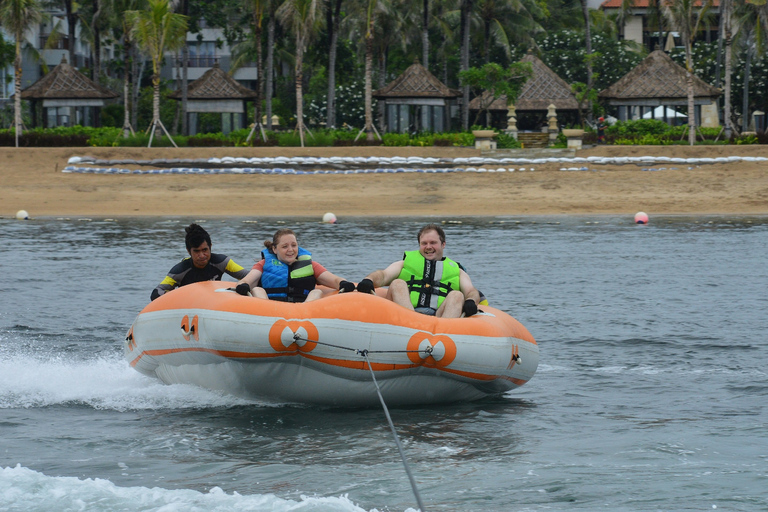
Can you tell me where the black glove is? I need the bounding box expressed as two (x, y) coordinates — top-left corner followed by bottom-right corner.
(150, 289), (161, 301)
(338, 280), (356, 293)
(235, 283), (251, 296)
(462, 299), (478, 317)
(357, 278), (375, 295)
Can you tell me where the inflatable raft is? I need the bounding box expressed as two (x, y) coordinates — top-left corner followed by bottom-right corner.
(125, 282), (538, 407)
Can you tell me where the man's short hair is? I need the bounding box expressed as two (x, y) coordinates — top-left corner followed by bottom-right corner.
(185, 223), (212, 250)
(417, 224), (445, 244)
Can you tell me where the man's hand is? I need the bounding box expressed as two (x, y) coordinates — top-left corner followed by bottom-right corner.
(357, 278), (375, 294)
(338, 280), (356, 293)
(462, 299), (478, 317)
(235, 283), (251, 296)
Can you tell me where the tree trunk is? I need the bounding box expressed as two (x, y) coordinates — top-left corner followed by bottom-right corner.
(173, 51), (181, 135)
(92, 0), (102, 80)
(296, 46), (305, 147)
(365, 30), (374, 140)
(132, 50), (142, 130)
(326, 0), (342, 128)
(742, 47), (751, 132)
(153, 75), (161, 132)
(266, 14), (276, 130)
(422, 0), (429, 69)
(686, 45), (695, 146)
(254, 15), (263, 134)
(723, 10), (733, 138)
(14, 44), (21, 148)
(66, 0), (77, 66)
(181, 46), (188, 135)
(581, 0), (593, 119)
(378, 48), (387, 130)
(460, 0), (472, 130)
(483, 20), (490, 63)
(123, 37), (132, 137)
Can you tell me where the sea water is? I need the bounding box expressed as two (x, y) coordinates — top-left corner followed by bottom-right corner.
(1, 215), (766, 512)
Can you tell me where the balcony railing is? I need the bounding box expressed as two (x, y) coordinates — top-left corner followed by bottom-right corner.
(176, 56), (219, 68)
(39, 35), (69, 50)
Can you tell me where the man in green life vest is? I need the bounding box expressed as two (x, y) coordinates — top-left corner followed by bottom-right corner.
(357, 224), (481, 318)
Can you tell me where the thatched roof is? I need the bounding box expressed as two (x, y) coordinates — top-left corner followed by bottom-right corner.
(373, 62), (460, 99)
(20, 56), (118, 100)
(599, 49), (721, 101)
(468, 53), (579, 111)
(168, 63), (257, 100)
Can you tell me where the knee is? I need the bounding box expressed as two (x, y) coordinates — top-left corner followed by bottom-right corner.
(390, 279), (408, 294)
(445, 290), (464, 305)
(305, 289), (323, 302)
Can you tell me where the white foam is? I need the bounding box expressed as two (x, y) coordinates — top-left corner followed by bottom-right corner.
(0, 354), (255, 411)
(0, 465), (385, 512)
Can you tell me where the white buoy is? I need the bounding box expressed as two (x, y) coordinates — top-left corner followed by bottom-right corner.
(15, 210), (29, 220)
(322, 212), (337, 224)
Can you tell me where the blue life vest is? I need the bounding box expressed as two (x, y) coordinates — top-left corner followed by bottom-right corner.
(259, 247), (316, 302)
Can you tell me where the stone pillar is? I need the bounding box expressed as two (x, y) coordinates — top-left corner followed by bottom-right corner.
(547, 103), (558, 145)
(505, 103), (518, 140)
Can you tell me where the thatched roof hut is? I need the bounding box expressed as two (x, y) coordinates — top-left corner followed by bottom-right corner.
(468, 53), (580, 112)
(168, 62), (257, 105)
(599, 49), (720, 103)
(20, 55), (118, 127)
(168, 63), (257, 134)
(599, 49), (721, 124)
(373, 61), (460, 133)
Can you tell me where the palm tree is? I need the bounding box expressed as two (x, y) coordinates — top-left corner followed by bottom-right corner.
(734, 0), (768, 132)
(720, 0), (735, 138)
(277, 0), (323, 146)
(238, 0), (269, 141)
(125, 0), (188, 147)
(358, 0), (383, 141)
(663, 0), (713, 146)
(0, 0), (44, 147)
(459, 0), (472, 130)
(325, 0), (343, 128)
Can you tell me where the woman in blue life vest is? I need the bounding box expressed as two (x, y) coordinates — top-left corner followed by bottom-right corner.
(235, 229), (354, 302)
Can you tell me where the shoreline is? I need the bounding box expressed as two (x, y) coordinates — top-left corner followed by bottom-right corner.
(2, 145), (767, 217)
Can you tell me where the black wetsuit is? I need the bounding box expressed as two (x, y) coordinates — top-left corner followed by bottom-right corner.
(150, 253), (248, 301)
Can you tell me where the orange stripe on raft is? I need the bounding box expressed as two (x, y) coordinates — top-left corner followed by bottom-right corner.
(129, 346), (516, 380)
(140, 282), (537, 344)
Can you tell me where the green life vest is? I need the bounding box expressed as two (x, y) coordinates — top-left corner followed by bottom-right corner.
(397, 251), (461, 310)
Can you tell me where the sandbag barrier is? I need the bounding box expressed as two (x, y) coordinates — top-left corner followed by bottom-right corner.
(63, 154), (767, 175)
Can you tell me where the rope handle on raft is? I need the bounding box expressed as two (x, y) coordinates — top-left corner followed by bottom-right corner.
(293, 333), (433, 356)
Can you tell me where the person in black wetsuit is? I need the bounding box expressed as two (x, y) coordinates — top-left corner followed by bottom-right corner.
(150, 223), (248, 301)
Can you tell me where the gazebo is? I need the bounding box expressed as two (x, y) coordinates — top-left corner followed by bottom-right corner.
(598, 48), (721, 127)
(468, 52), (580, 130)
(373, 61), (460, 133)
(168, 63), (257, 135)
(20, 55), (118, 128)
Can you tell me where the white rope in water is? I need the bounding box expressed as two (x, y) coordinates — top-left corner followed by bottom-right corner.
(360, 350), (427, 512)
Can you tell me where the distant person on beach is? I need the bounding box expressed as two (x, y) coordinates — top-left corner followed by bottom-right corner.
(150, 223), (249, 301)
(357, 224), (481, 318)
(597, 117), (606, 144)
(235, 228), (354, 302)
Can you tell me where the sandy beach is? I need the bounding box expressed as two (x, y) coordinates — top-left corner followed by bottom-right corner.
(1, 145), (767, 217)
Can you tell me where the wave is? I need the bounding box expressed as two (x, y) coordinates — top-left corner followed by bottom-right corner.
(0, 354), (259, 411)
(1, 465), (399, 512)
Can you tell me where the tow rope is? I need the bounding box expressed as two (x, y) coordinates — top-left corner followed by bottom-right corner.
(293, 333), (428, 511)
